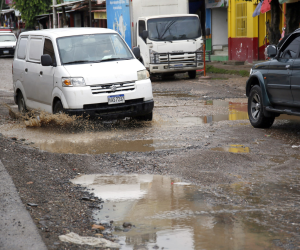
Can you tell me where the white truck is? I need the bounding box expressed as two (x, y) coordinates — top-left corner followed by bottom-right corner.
(107, 0), (206, 78)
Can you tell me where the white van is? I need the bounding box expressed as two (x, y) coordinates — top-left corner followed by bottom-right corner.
(13, 28), (154, 121)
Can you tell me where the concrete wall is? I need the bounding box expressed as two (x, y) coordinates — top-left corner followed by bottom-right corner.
(212, 8), (228, 47)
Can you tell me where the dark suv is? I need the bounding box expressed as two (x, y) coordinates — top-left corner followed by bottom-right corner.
(246, 28), (300, 128)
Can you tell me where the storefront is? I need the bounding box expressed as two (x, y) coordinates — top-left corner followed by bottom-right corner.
(206, 0), (228, 61)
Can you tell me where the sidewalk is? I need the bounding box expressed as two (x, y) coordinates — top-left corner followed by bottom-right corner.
(0, 160), (47, 250)
(207, 61), (262, 71)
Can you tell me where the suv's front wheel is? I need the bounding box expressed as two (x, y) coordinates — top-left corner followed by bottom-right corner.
(248, 85), (275, 128)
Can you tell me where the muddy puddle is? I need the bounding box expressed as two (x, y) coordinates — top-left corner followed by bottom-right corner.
(36, 139), (177, 155)
(211, 144), (250, 153)
(71, 174), (286, 250)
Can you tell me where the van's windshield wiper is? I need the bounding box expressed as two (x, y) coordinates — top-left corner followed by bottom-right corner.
(63, 60), (97, 65)
(98, 58), (131, 62)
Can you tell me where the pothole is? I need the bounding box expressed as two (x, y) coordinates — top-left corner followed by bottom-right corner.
(71, 174), (286, 250)
(211, 144), (250, 153)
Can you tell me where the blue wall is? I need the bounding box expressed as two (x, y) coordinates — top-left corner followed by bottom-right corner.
(107, 0), (132, 47)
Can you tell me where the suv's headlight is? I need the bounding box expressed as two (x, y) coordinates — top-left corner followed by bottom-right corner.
(196, 45), (203, 61)
(149, 49), (159, 64)
(62, 77), (85, 87)
(137, 70), (150, 80)
(250, 68), (253, 75)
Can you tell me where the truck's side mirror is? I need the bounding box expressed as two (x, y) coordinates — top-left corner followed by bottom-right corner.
(132, 47), (141, 59)
(41, 54), (53, 66)
(142, 30), (148, 40)
(267, 45), (277, 58)
(205, 28), (211, 37)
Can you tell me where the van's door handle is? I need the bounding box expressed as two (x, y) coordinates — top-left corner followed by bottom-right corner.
(286, 65), (290, 69)
(25, 68), (28, 72)
(39, 71), (43, 76)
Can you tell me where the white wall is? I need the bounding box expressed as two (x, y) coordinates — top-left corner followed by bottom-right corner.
(211, 8), (228, 47)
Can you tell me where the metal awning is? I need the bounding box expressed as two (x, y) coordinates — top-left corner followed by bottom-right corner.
(0, 9), (15, 14)
(91, 9), (106, 12)
(51, 0), (84, 8)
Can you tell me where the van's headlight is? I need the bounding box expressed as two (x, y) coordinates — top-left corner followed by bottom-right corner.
(62, 77), (85, 87)
(137, 70), (150, 80)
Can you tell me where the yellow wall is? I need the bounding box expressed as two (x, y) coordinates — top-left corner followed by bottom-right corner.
(229, 0), (285, 40)
(228, 0), (258, 38)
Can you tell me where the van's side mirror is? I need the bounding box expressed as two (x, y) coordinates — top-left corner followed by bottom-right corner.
(41, 54), (53, 66)
(142, 30), (148, 40)
(267, 45), (277, 58)
(205, 28), (211, 37)
(132, 47), (140, 59)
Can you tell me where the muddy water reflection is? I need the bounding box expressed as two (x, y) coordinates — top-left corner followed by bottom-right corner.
(37, 139), (156, 154)
(72, 174), (281, 250)
(174, 100), (248, 126)
(211, 145), (250, 153)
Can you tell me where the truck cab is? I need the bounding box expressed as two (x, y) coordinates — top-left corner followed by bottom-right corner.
(135, 14), (204, 78)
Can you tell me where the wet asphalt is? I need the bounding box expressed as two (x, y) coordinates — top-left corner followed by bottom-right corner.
(1, 57), (300, 249)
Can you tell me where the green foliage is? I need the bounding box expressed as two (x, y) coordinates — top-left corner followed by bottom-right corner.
(13, 0), (52, 28)
(206, 65), (249, 77)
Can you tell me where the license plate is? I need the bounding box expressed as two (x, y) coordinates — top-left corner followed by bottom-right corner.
(3, 50), (9, 54)
(108, 94), (125, 105)
(174, 64), (183, 68)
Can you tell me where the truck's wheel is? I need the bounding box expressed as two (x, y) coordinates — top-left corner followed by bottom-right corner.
(248, 85), (275, 128)
(53, 100), (64, 114)
(188, 70), (197, 79)
(17, 92), (27, 114)
(136, 112), (153, 121)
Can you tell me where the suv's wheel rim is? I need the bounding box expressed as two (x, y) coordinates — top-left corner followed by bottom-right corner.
(251, 93), (261, 120)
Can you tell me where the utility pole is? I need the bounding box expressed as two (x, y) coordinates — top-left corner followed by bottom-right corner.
(53, 0), (57, 28)
(89, 0), (92, 27)
(0, 0), (4, 27)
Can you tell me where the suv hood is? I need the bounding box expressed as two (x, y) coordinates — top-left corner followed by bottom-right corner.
(63, 59), (145, 86)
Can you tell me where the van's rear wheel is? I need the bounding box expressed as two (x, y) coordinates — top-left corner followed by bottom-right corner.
(188, 70), (197, 79)
(53, 100), (64, 114)
(17, 92), (27, 114)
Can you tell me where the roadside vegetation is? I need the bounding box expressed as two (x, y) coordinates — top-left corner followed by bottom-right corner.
(206, 65), (249, 77)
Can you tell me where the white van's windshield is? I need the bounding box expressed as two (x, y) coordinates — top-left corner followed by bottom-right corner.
(57, 33), (134, 65)
(147, 16), (201, 42)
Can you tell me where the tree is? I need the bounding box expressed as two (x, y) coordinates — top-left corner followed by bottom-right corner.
(286, 1), (300, 34)
(13, 0), (52, 29)
(267, 0), (281, 45)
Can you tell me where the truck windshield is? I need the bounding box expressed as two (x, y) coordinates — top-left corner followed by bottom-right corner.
(57, 33), (134, 65)
(147, 16), (201, 42)
(0, 34), (16, 42)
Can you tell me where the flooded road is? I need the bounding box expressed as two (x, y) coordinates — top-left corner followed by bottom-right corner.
(2, 57), (300, 249)
(72, 174), (286, 250)
(0, 99), (250, 154)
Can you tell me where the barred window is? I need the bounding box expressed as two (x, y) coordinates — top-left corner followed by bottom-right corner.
(236, 3), (247, 37)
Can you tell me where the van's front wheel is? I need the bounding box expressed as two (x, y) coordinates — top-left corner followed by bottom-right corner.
(53, 100), (64, 114)
(136, 112), (153, 121)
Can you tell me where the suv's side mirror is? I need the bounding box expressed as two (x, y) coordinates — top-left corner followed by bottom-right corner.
(41, 54), (53, 66)
(132, 47), (140, 59)
(267, 45), (277, 58)
(205, 28), (211, 37)
(142, 30), (148, 40)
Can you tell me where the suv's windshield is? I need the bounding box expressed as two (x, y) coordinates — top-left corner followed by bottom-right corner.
(0, 34), (16, 42)
(57, 33), (134, 65)
(147, 16), (201, 42)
